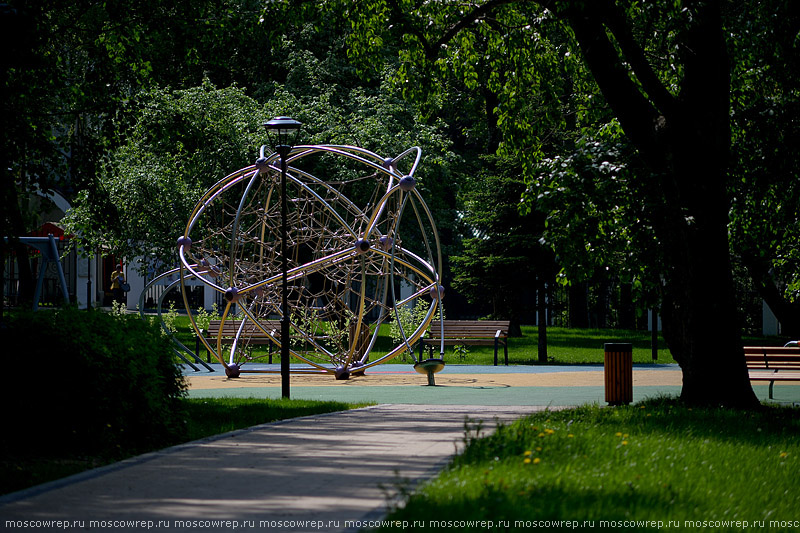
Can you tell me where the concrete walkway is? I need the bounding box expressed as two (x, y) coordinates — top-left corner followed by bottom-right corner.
(0, 405), (544, 533)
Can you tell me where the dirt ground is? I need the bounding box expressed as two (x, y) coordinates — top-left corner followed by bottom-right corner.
(186, 368), (685, 390)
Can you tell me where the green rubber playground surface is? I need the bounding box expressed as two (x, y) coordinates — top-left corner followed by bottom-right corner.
(184, 364), (800, 405)
(186, 384), (685, 405)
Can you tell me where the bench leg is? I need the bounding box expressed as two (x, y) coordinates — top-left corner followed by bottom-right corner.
(769, 380), (774, 400)
(202, 338), (211, 363)
(504, 343), (508, 366)
(196, 337), (204, 363)
(494, 341), (498, 366)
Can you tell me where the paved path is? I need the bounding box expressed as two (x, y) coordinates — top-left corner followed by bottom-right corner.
(1, 405), (543, 533)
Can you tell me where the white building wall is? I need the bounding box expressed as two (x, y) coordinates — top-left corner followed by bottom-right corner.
(125, 255), (218, 312)
(762, 300), (781, 336)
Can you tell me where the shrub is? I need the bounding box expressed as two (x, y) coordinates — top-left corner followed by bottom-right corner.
(1, 307), (187, 457)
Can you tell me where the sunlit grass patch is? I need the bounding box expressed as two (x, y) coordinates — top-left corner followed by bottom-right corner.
(377, 398), (800, 531)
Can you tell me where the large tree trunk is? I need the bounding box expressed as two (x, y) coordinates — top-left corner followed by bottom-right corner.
(565, 0), (759, 407)
(652, 2), (758, 408)
(657, 174), (756, 407)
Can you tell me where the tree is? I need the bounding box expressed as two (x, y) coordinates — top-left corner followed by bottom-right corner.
(64, 71), (460, 274)
(5, 0), (461, 283)
(452, 155), (556, 355)
(63, 82), (267, 271)
(532, 119), (662, 328)
(728, 1), (800, 337)
(1, 0), (178, 308)
(344, 0), (762, 407)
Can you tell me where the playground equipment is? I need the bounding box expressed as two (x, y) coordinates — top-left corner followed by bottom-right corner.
(145, 143), (446, 380)
(4, 234), (70, 311)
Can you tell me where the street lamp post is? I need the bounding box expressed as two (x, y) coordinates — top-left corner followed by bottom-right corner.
(264, 116), (302, 399)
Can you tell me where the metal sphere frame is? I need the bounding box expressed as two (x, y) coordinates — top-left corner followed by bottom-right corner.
(152, 142), (445, 379)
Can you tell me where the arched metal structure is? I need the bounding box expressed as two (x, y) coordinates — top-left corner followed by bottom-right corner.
(153, 144), (445, 378)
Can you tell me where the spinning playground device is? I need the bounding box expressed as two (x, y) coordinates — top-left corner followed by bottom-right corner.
(147, 143), (446, 380)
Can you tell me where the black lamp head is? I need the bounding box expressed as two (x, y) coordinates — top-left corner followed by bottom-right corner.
(264, 116), (302, 154)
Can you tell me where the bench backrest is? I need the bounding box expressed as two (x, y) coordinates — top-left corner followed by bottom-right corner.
(744, 346), (800, 369)
(429, 320), (510, 338)
(206, 319), (281, 337)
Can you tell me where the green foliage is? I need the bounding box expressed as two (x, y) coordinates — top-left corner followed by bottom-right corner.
(162, 301), (179, 335)
(109, 300), (128, 317)
(12, 0), (798, 377)
(379, 399), (800, 529)
(727, 1), (800, 326)
(389, 300), (442, 360)
(342, 2), (798, 384)
(63, 82), (265, 270)
(389, 301), (428, 343)
(1, 307), (187, 457)
(194, 303), (221, 336)
(452, 343), (470, 362)
(525, 121), (661, 305)
(453, 156), (553, 321)
(65, 62), (460, 273)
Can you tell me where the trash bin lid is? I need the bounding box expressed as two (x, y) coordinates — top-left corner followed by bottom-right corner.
(604, 342), (633, 351)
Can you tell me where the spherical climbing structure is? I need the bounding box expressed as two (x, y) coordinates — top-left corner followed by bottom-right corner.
(169, 144), (444, 377)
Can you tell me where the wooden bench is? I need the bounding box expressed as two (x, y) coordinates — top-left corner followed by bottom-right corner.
(744, 344), (800, 399)
(422, 320), (510, 366)
(197, 320), (372, 365)
(198, 319), (281, 363)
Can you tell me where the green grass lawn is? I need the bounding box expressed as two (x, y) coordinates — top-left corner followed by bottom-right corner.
(169, 314), (793, 367)
(169, 315), (678, 365)
(375, 398), (800, 532)
(0, 398), (368, 496)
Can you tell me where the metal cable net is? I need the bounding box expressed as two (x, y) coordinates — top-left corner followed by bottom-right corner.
(176, 145), (443, 376)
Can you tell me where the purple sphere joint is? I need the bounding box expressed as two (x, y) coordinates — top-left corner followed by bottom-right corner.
(225, 287), (240, 303)
(334, 366), (351, 380)
(177, 236), (192, 251)
(255, 157), (269, 173)
(382, 157), (395, 170)
(355, 238), (371, 254)
(399, 175), (416, 191)
(225, 363), (241, 378)
(351, 361), (366, 377)
(379, 235), (393, 252)
(430, 285), (445, 300)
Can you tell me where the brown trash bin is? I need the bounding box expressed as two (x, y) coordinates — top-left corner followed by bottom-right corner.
(604, 343), (633, 405)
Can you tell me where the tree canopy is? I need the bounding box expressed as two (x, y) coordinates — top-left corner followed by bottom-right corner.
(339, 0), (800, 407)
(3, 0), (799, 407)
